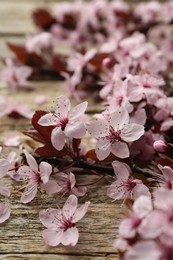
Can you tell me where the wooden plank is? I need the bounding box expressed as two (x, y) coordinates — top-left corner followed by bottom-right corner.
(0, 255), (118, 260)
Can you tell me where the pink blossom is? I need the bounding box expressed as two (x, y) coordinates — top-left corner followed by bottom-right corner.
(0, 58), (32, 89)
(26, 32), (53, 53)
(86, 107), (144, 160)
(38, 96), (88, 151)
(56, 172), (87, 197)
(124, 241), (161, 260)
(18, 150), (61, 203)
(39, 194), (90, 246)
(0, 96), (34, 119)
(119, 196), (152, 239)
(2, 132), (22, 147)
(107, 161), (150, 201)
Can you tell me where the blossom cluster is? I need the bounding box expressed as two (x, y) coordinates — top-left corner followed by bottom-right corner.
(0, 0), (173, 258)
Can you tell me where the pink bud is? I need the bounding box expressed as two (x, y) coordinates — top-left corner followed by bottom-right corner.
(153, 140), (168, 153)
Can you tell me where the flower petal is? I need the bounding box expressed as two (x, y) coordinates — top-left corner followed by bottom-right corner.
(61, 227), (79, 246)
(62, 194), (78, 219)
(111, 142), (129, 158)
(110, 107), (129, 130)
(51, 127), (65, 151)
(21, 182), (38, 204)
(24, 150), (38, 172)
(86, 119), (109, 138)
(65, 122), (86, 139)
(95, 139), (111, 160)
(38, 113), (58, 126)
(42, 228), (63, 246)
(112, 160), (130, 180)
(72, 201), (90, 222)
(39, 161), (52, 184)
(69, 101), (88, 121)
(39, 208), (61, 228)
(122, 123), (144, 142)
(42, 180), (62, 195)
(55, 96), (71, 118)
(0, 183), (10, 197)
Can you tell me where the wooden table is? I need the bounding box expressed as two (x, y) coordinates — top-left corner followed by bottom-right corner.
(0, 1), (123, 259)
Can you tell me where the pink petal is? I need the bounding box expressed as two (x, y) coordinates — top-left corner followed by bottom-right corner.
(65, 122), (86, 139)
(119, 218), (137, 238)
(35, 95), (47, 105)
(86, 119), (109, 138)
(42, 180), (62, 195)
(39, 208), (60, 228)
(0, 203), (10, 223)
(159, 165), (173, 182)
(62, 194), (78, 219)
(133, 195), (152, 218)
(51, 127), (65, 151)
(61, 227), (79, 246)
(38, 113), (58, 126)
(0, 183), (10, 197)
(133, 183), (151, 200)
(24, 150), (38, 172)
(111, 142), (129, 158)
(55, 96), (71, 118)
(39, 162), (52, 184)
(21, 182), (38, 204)
(95, 139), (111, 160)
(110, 107), (129, 130)
(72, 186), (87, 197)
(72, 201), (90, 222)
(107, 180), (126, 200)
(124, 241), (161, 260)
(42, 228), (63, 246)
(122, 123), (144, 142)
(17, 165), (33, 178)
(112, 160), (130, 180)
(69, 101), (88, 121)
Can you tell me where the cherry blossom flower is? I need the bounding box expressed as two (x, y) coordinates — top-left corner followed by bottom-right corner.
(0, 58), (32, 89)
(39, 194), (90, 246)
(18, 150), (61, 203)
(56, 172), (87, 197)
(107, 161), (150, 201)
(0, 96), (34, 119)
(38, 96), (88, 151)
(86, 107), (144, 160)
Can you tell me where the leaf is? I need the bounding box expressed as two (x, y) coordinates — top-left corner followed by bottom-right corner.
(7, 42), (44, 67)
(32, 8), (56, 30)
(35, 144), (68, 158)
(31, 111), (54, 142)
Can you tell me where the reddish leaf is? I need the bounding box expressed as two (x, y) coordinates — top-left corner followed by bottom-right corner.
(85, 149), (99, 161)
(7, 42), (44, 67)
(156, 158), (173, 169)
(32, 9), (56, 30)
(52, 55), (68, 74)
(35, 144), (68, 158)
(31, 110), (54, 142)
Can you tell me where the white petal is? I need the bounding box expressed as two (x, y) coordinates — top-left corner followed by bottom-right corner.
(39, 162), (52, 184)
(42, 228), (63, 246)
(111, 142), (129, 158)
(51, 127), (65, 151)
(72, 201), (90, 222)
(86, 119), (109, 138)
(39, 208), (60, 228)
(61, 227), (79, 246)
(65, 122), (86, 139)
(122, 124), (144, 142)
(69, 101), (88, 121)
(95, 139), (111, 160)
(24, 150), (38, 172)
(110, 107), (129, 129)
(62, 194), (78, 219)
(21, 182), (38, 204)
(55, 96), (71, 118)
(38, 113), (59, 126)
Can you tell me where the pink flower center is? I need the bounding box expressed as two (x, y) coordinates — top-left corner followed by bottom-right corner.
(33, 172), (41, 184)
(59, 118), (69, 130)
(125, 180), (136, 191)
(108, 128), (122, 143)
(116, 96), (124, 105)
(61, 217), (75, 232)
(131, 216), (142, 229)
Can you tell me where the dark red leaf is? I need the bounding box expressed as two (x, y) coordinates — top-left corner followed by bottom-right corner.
(32, 9), (56, 30)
